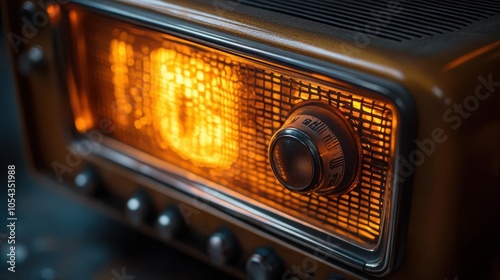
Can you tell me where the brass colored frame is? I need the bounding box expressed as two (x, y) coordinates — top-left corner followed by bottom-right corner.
(3, 0), (500, 279)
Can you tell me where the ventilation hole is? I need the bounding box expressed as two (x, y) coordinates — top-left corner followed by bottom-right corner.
(239, 0), (500, 42)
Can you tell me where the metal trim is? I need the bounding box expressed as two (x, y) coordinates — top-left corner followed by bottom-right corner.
(59, 0), (417, 276)
(269, 128), (321, 193)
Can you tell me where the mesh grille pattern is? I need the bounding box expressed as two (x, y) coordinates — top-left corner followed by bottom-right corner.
(239, 0), (500, 42)
(74, 13), (395, 246)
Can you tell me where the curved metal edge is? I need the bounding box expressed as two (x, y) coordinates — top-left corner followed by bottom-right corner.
(64, 0), (418, 276)
(269, 127), (322, 193)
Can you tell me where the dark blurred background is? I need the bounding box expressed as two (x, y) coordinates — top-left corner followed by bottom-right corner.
(0, 13), (233, 280)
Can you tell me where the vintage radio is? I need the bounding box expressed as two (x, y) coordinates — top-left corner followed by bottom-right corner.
(3, 0), (500, 279)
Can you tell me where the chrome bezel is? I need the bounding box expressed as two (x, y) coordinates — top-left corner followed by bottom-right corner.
(269, 128), (322, 193)
(53, 0), (417, 276)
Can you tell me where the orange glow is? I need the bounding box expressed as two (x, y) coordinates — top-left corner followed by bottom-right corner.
(150, 47), (239, 167)
(69, 10), (77, 25)
(68, 8), (397, 247)
(110, 39), (134, 126)
(67, 7), (93, 132)
(107, 36), (239, 168)
(68, 61), (93, 132)
(443, 40), (500, 72)
(46, 4), (61, 26)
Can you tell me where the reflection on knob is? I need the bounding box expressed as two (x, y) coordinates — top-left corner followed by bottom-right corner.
(156, 206), (185, 240)
(207, 228), (240, 265)
(271, 136), (314, 189)
(125, 190), (154, 226)
(246, 247), (283, 280)
(269, 101), (361, 195)
(74, 167), (98, 195)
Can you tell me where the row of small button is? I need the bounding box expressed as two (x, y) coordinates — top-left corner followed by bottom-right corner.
(124, 190), (285, 279)
(74, 168), (348, 279)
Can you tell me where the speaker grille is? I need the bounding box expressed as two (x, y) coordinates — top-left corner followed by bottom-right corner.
(67, 9), (397, 247)
(239, 0), (500, 42)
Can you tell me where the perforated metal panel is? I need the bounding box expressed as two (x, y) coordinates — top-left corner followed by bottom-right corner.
(239, 0), (500, 42)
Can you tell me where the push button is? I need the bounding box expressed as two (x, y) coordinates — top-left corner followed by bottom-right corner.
(246, 247), (283, 280)
(207, 228), (240, 265)
(74, 167), (98, 194)
(156, 206), (185, 240)
(125, 190), (153, 226)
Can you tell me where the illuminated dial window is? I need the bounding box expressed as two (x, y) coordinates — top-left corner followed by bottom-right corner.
(65, 6), (396, 248)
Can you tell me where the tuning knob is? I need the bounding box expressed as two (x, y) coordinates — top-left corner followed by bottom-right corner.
(269, 101), (360, 195)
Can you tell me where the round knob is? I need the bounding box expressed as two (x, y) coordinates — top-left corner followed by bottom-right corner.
(269, 101), (360, 195)
(125, 190), (154, 226)
(18, 46), (45, 76)
(156, 206), (185, 240)
(246, 247), (283, 280)
(207, 228), (240, 265)
(74, 167), (98, 195)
